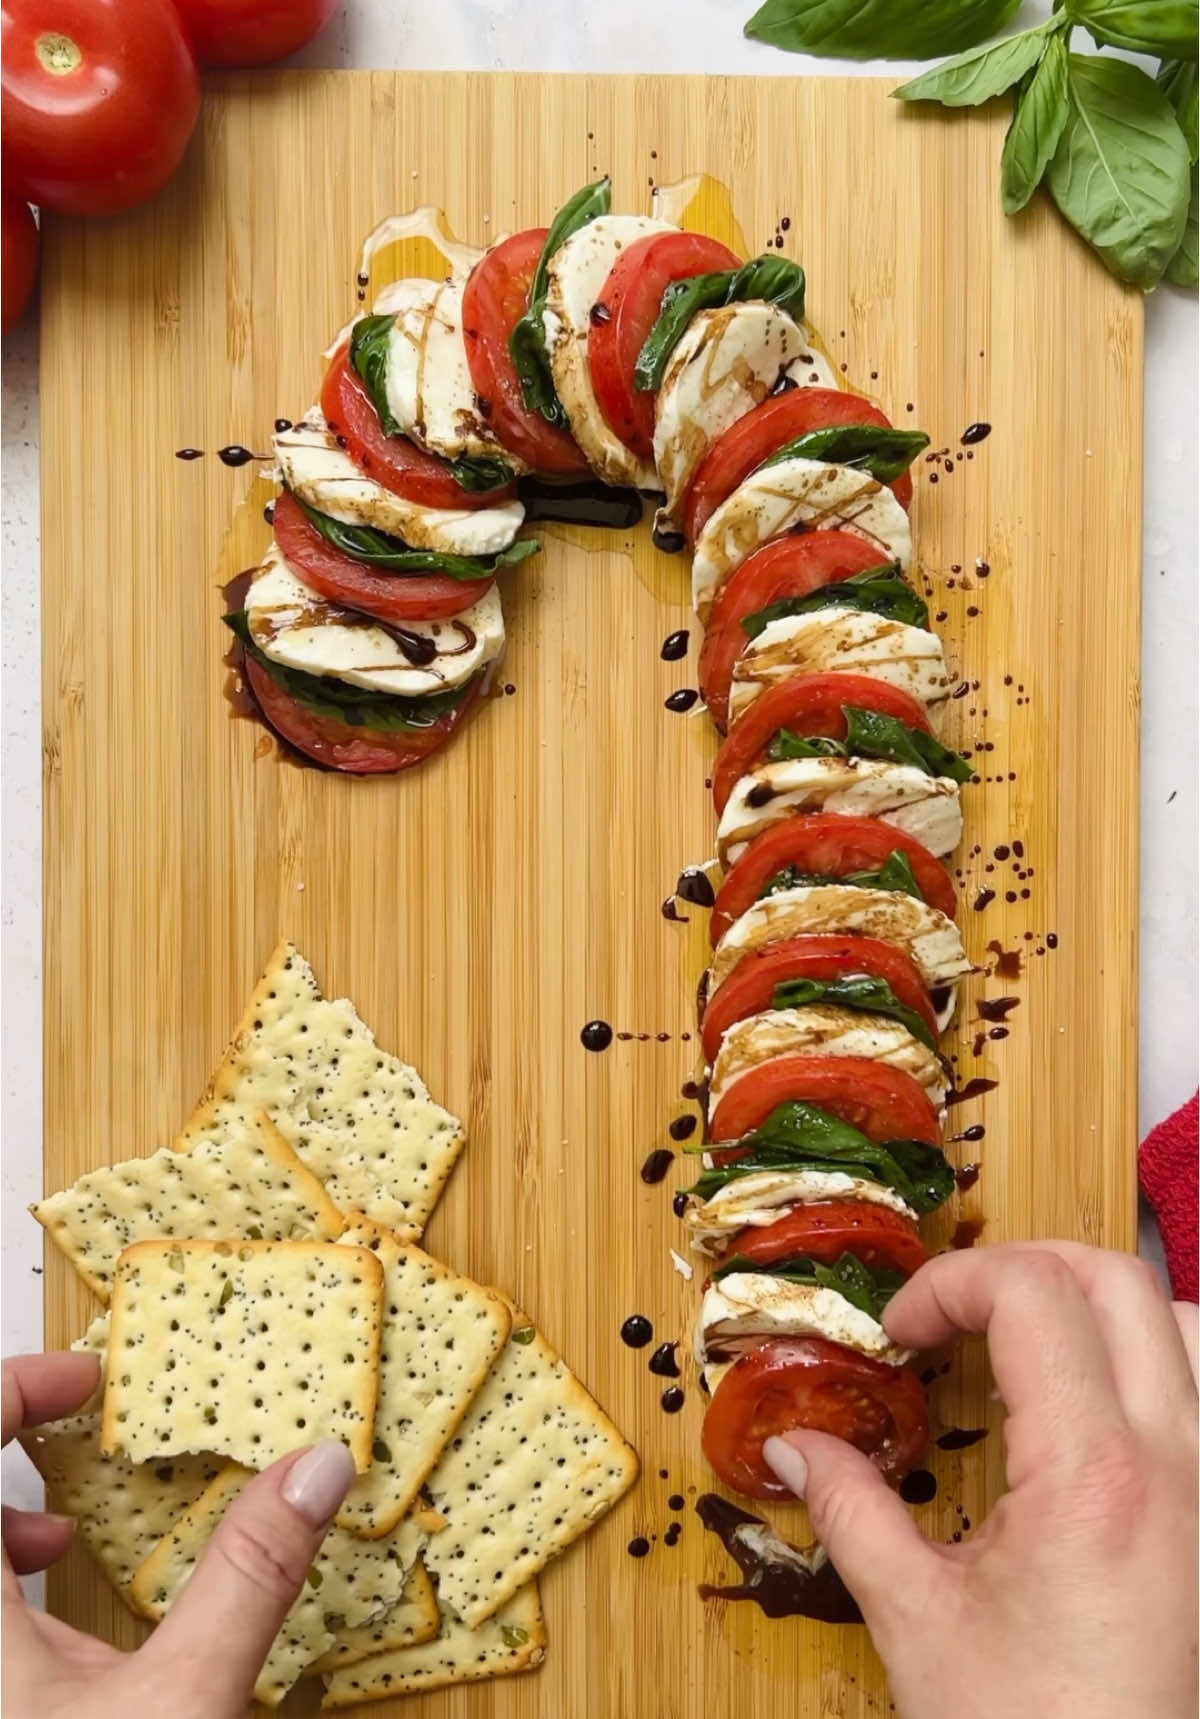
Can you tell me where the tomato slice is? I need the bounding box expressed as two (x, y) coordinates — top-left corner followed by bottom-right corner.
(462, 229), (590, 476)
(698, 532), (890, 732)
(271, 491), (493, 623)
(710, 812), (958, 945)
(708, 1054), (942, 1149)
(685, 388), (914, 547)
(320, 348), (516, 511)
(587, 231), (742, 461)
(729, 1200), (931, 1279)
(712, 672), (932, 815)
(242, 654), (479, 775)
(702, 1337), (929, 1497)
(701, 934), (937, 1065)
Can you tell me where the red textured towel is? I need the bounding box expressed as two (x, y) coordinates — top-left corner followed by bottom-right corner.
(1139, 1091), (1199, 1303)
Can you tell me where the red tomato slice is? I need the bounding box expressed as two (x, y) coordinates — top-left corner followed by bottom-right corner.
(700, 934), (937, 1065)
(243, 654), (479, 775)
(702, 1337), (929, 1497)
(462, 228), (590, 476)
(711, 672), (932, 815)
(708, 1054), (942, 1149)
(729, 1200), (931, 1279)
(709, 812), (958, 945)
(320, 348), (516, 512)
(587, 231), (741, 461)
(698, 532), (889, 733)
(685, 387), (914, 546)
(271, 491), (492, 623)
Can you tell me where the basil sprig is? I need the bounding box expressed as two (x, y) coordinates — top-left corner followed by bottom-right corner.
(447, 455), (514, 493)
(762, 848), (924, 904)
(299, 500), (539, 582)
(769, 972), (936, 1051)
(1000, 31), (1070, 215)
(741, 565), (928, 635)
(509, 178), (612, 426)
(633, 255), (806, 394)
(767, 706), (974, 784)
(758, 424), (930, 483)
(687, 1100), (954, 1213)
(712, 1250), (907, 1322)
(744, 0), (1022, 59)
(224, 611), (470, 731)
(1159, 60), (1199, 288)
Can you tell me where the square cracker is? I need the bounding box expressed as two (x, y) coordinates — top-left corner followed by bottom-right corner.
(422, 1306), (639, 1627)
(321, 1581), (546, 1707)
(334, 1224), (511, 1538)
(182, 943), (466, 1239)
(102, 1239), (384, 1473)
(33, 1107), (343, 1303)
(310, 1559), (440, 1673)
(129, 1464), (424, 1708)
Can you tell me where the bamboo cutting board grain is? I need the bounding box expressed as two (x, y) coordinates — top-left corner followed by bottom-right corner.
(41, 72), (1140, 1719)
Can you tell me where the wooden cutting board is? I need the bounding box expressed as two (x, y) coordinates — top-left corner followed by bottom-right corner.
(40, 71), (1141, 1719)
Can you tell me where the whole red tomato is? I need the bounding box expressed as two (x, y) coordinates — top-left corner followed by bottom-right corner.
(174, 0), (338, 66)
(1, 0), (200, 216)
(2, 195), (39, 332)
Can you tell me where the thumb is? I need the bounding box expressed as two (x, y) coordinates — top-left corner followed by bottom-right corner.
(141, 1440), (355, 1711)
(764, 1431), (943, 1632)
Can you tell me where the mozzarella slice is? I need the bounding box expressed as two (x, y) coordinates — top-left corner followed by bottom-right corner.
(729, 609), (953, 727)
(692, 458), (912, 623)
(683, 1169), (917, 1256)
(651, 303), (830, 535)
(696, 1272), (911, 1366)
(542, 214), (676, 489)
(709, 1005), (948, 1116)
(717, 757), (962, 865)
(246, 541), (504, 697)
(273, 411), (524, 556)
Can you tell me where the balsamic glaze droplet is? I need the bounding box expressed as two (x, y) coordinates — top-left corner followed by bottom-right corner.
(695, 1495), (862, 1622)
(660, 1386), (685, 1414)
(952, 1123), (986, 1143)
(667, 1493), (685, 1511)
(973, 888), (996, 911)
(675, 867), (715, 908)
(175, 447), (204, 461)
(627, 1536), (651, 1558)
(664, 1522), (682, 1546)
(746, 782), (776, 807)
(620, 1315), (653, 1349)
(899, 1469), (938, 1505)
(946, 1077), (999, 1107)
(649, 1342), (681, 1379)
(668, 1114), (697, 1142)
(960, 422), (992, 445)
(660, 629), (689, 661)
(589, 301), (612, 326)
(652, 525), (687, 555)
(387, 626), (438, 667)
(672, 1190), (689, 1218)
(640, 1148), (675, 1185)
(518, 476), (642, 530)
(216, 445), (260, 467)
(954, 1162), (982, 1192)
(936, 1427), (988, 1451)
(263, 502), (276, 525)
(580, 1020), (613, 1052)
(978, 995), (1020, 1023)
(273, 417), (293, 433)
(661, 895), (688, 922)
(665, 688), (699, 713)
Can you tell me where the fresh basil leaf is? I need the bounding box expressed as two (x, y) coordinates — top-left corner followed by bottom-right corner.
(224, 611), (471, 731)
(348, 314), (401, 437)
(842, 706), (975, 784)
(1158, 60), (1199, 161)
(1001, 31), (1071, 215)
(1046, 55), (1192, 289)
(894, 19), (1062, 108)
(446, 454), (514, 492)
(1165, 168), (1199, 286)
(633, 256), (806, 393)
(744, 0), (1022, 59)
(741, 567), (928, 636)
(767, 728), (848, 762)
(770, 972), (937, 1051)
(299, 500), (539, 581)
(712, 1251), (907, 1321)
(761, 847), (925, 904)
(758, 424), (930, 483)
(1065, 0), (1200, 61)
(509, 178), (611, 425)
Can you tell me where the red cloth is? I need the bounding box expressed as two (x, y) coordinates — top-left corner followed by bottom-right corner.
(1139, 1091), (1199, 1302)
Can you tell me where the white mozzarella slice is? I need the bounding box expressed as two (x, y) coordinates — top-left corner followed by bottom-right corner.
(692, 458), (912, 623)
(702, 1358), (734, 1396)
(246, 542), (504, 697)
(709, 1005), (948, 1116)
(683, 1170), (917, 1256)
(542, 214), (676, 489)
(729, 609), (953, 727)
(273, 411), (524, 556)
(717, 758), (962, 865)
(696, 1273), (911, 1366)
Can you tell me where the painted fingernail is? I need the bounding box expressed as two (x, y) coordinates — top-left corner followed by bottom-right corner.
(280, 1440), (356, 1526)
(763, 1435), (808, 1499)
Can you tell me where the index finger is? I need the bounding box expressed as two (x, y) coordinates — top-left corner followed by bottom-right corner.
(2, 1353), (101, 1445)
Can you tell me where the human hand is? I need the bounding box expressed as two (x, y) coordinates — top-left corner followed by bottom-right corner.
(3, 1350), (356, 1719)
(764, 1243), (1199, 1719)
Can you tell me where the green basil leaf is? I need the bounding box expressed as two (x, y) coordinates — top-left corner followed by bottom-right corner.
(348, 314), (400, 436)
(712, 1251), (907, 1321)
(1001, 31), (1071, 215)
(758, 424), (930, 482)
(1158, 60), (1199, 161)
(741, 566), (928, 636)
(509, 178), (611, 424)
(894, 19), (1062, 108)
(299, 500), (539, 581)
(767, 728), (848, 762)
(633, 255), (806, 392)
(761, 847), (925, 904)
(1165, 167), (1199, 286)
(446, 454), (514, 492)
(770, 971), (937, 1051)
(1046, 55), (1193, 289)
(745, 0), (1021, 60)
(224, 611), (472, 732)
(842, 706), (975, 783)
(1065, 1), (1200, 61)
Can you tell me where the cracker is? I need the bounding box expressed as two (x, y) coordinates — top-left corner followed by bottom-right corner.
(321, 1581), (546, 1707)
(102, 1239), (384, 1473)
(130, 1464), (424, 1708)
(69, 1311), (112, 1412)
(33, 1108), (343, 1303)
(422, 1307), (639, 1627)
(334, 1224), (511, 1538)
(182, 943), (466, 1238)
(310, 1559), (440, 1673)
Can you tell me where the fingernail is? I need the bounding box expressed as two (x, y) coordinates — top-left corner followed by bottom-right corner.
(763, 1435), (808, 1499)
(280, 1440), (356, 1527)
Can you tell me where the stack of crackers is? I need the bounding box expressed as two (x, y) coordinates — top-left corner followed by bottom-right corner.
(23, 943), (638, 1709)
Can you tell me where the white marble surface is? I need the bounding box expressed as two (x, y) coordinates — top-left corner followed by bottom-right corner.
(2, 2), (1195, 1509)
